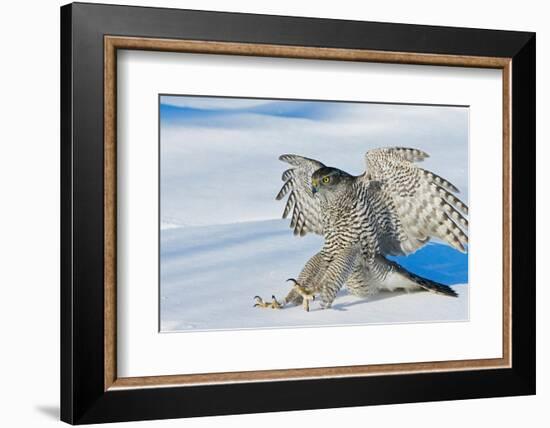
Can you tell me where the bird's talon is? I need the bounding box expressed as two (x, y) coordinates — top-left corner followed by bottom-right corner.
(287, 279), (316, 312)
(253, 295), (283, 309)
(271, 295), (284, 309)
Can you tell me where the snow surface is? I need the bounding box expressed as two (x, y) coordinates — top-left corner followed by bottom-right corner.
(160, 219), (468, 332)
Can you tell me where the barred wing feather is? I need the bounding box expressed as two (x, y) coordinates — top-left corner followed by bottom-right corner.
(364, 147), (469, 254)
(276, 154), (325, 236)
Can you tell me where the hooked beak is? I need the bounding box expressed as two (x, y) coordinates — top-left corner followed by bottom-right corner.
(311, 178), (319, 195)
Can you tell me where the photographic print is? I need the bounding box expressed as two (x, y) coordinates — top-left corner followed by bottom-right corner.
(159, 95), (469, 332)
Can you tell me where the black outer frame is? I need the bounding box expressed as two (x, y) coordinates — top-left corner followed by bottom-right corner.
(60, 2), (535, 424)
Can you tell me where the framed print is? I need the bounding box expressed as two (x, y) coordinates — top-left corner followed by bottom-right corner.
(60, 2), (536, 424)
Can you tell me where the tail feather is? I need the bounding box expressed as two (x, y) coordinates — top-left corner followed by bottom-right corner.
(404, 270), (458, 297)
(391, 260), (458, 297)
(357, 256), (459, 298)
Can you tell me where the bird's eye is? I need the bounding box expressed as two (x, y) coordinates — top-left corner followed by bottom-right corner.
(322, 177), (330, 184)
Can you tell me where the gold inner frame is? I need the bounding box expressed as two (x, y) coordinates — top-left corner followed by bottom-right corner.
(104, 35), (512, 391)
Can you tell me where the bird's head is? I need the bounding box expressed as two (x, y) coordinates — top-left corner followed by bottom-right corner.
(311, 167), (353, 201)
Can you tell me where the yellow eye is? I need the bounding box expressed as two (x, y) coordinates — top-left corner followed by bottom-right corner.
(322, 177), (330, 184)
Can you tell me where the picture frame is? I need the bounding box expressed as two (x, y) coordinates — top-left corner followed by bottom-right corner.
(60, 2), (535, 424)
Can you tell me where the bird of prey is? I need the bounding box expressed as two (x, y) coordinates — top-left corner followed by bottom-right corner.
(256, 147), (468, 310)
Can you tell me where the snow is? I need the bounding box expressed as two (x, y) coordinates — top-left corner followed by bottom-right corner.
(160, 219), (468, 332)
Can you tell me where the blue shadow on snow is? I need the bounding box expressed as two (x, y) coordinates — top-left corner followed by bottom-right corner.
(388, 243), (468, 285)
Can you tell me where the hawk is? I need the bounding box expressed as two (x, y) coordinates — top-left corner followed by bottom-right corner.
(256, 147), (468, 310)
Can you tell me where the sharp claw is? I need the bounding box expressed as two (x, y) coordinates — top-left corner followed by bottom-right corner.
(271, 295), (284, 309)
(256, 279), (315, 311)
(253, 296), (266, 308)
(286, 279), (316, 312)
(254, 295), (284, 309)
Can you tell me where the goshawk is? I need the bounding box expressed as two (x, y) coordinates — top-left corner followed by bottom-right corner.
(256, 147), (468, 310)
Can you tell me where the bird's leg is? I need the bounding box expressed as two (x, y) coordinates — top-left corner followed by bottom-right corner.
(286, 279), (315, 312)
(345, 259), (380, 298)
(254, 251), (326, 311)
(318, 247), (359, 308)
(282, 251), (326, 307)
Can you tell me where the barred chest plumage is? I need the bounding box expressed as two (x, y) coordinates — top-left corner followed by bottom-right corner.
(319, 181), (374, 260)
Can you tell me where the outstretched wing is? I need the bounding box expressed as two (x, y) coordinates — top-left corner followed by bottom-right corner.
(363, 147), (469, 254)
(276, 154), (325, 236)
